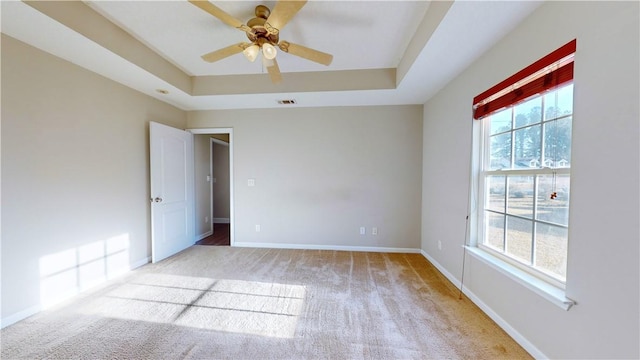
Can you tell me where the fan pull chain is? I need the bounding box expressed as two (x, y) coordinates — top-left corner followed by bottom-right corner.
(549, 88), (559, 200)
(550, 170), (557, 200)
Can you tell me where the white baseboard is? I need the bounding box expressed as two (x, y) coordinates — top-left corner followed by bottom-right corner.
(420, 250), (547, 359)
(131, 256), (151, 269)
(233, 241), (421, 254)
(212, 218), (230, 224)
(1, 304), (42, 329)
(1, 256), (150, 329)
(105, 256), (150, 279)
(196, 230), (213, 241)
(420, 250), (463, 288)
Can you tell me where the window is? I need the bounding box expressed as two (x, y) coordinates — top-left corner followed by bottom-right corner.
(473, 40), (575, 287)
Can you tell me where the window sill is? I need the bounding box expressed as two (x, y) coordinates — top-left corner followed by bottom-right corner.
(465, 246), (576, 311)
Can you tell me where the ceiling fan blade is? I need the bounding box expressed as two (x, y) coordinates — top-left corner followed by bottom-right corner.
(264, 58), (282, 84)
(188, 1), (253, 34)
(278, 41), (333, 66)
(201, 42), (250, 63)
(264, 1), (307, 35)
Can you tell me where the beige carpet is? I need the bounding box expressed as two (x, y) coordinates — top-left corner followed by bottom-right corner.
(1, 246), (532, 359)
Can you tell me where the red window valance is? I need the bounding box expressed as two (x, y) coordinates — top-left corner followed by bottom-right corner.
(473, 39), (576, 120)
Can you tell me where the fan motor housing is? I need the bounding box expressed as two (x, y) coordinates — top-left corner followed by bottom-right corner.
(254, 5), (270, 19)
(246, 5), (279, 45)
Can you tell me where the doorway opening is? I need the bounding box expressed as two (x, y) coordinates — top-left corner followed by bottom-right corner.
(190, 128), (234, 247)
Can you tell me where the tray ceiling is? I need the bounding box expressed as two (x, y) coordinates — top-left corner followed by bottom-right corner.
(1, 1), (542, 110)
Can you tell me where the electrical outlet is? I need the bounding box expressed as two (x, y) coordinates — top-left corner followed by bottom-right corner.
(248, 179), (255, 187)
(372, 227), (378, 235)
(359, 227), (366, 235)
(255, 224), (261, 232)
(438, 240), (442, 250)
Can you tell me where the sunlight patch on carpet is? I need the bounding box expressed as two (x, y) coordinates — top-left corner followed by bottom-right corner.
(78, 273), (306, 338)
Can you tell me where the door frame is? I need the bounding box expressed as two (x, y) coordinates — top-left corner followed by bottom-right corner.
(189, 128), (234, 246)
(210, 137), (230, 226)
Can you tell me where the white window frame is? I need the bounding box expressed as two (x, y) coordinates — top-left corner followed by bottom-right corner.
(475, 84), (573, 290)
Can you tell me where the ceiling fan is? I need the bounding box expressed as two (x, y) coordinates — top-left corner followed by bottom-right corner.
(189, 0), (333, 84)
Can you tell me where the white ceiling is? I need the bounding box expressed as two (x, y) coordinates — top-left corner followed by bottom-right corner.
(87, 1), (429, 76)
(1, 0), (542, 111)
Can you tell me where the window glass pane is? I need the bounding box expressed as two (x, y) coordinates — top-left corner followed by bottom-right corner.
(479, 62), (572, 285)
(484, 212), (505, 251)
(514, 96), (542, 128)
(489, 133), (511, 170)
(513, 125), (541, 168)
(535, 223), (568, 280)
(490, 109), (511, 135)
(486, 176), (506, 212)
(506, 216), (532, 264)
(544, 117), (572, 167)
(507, 176), (534, 218)
(544, 83), (573, 119)
(537, 175), (570, 225)
(556, 84), (574, 115)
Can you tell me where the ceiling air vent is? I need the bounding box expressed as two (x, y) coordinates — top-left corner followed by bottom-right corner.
(277, 99), (297, 105)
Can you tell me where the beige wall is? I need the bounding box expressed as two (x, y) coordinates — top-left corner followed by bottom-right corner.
(188, 105), (423, 250)
(194, 135), (212, 237)
(212, 141), (230, 220)
(1, 35), (187, 324)
(421, 2), (639, 358)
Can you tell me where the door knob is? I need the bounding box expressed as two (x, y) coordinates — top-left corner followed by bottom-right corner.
(153, 197), (163, 203)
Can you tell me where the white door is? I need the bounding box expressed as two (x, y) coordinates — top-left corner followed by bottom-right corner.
(150, 122), (195, 263)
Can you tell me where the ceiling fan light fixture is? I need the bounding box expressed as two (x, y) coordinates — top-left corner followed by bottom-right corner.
(242, 44), (260, 62)
(262, 42), (277, 60)
(190, 1), (332, 84)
